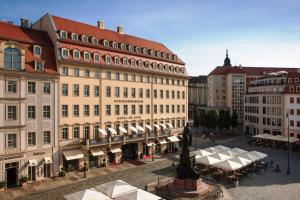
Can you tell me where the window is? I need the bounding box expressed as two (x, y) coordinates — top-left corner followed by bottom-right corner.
(140, 75), (143, 82)
(61, 67), (68, 75)
(182, 91), (185, 99)
(139, 88), (143, 98)
(172, 90), (175, 99)
(84, 105), (90, 116)
(84, 69), (90, 77)
(160, 90), (163, 99)
(73, 50), (80, 60)
(28, 132), (36, 146)
(123, 105), (128, 115)
(94, 105), (99, 116)
(27, 82), (36, 93)
(7, 80), (17, 93)
(172, 105), (175, 113)
(154, 105), (157, 114)
(114, 57), (120, 65)
(115, 87), (120, 97)
(139, 105), (143, 114)
(106, 86), (111, 97)
(131, 59), (136, 67)
(124, 73), (128, 81)
(43, 131), (51, 144)
(177, 91), (180, 99)
(73, 68), (79, 76)
(84, 85), (90, 96)
(297, 97), (300, 104)
(112, 42), (118, 48)
(62, 105), (68, 117)
(132, 74), (136, 82)
(43, 83), (51, 94)
(120, 43), (125, 50)
(94, 125), (99, 138)
(166, 105), (169, 113)
(62, 84), (68, 96)
(166, 90), (169, 99)
(123, 58), (129, 66)
(131, 105), (136, 114)
(91, 37), (98, 45)
(160, 105), (163, 113)
(81, 35), (88, 43)
(182, 105), (185, 113)
(43, 105), (51, 118)
(7, 106), (17, 120)
(123, 87), (128, 97)
(60, 30), (67, 39)
(73, 105), (79, 117)
(105, 55), (111, 64)
(27, 106), (36, 119)
(94, 70), (100, 79)
(106, 105), (111, 115)
(103, 40), (109, 47)
(131, 88), (136, 98)
(106, 71), (111, 79)
(4, 48), (21, 70)
(84, 52), (90, 61)
(83, 126), (90, 139)
(62, 128), (68, 140)
(154, 89), (157, 98)
(146, 89), (150, 98)
(115, 72), (120, 80)
(73, 127), (79, 139)
(71, 33), (78, 40)
(115, 105), (120, 115)
(73, 84), (79, 96)
(35, 62), (44, 71)
(94, 53), (100, 63)
(61, 48), (69, 58)
(94, 86), (99, 97)
(146, 105), (150, 114)
(290, 120), (294, 126)
(290, 97), (294, 103)
(7, 133), (16, 148)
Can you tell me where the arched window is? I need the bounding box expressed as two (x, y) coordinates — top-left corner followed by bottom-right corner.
(4, 48), (21, 70)
(131, 59), (136, 67)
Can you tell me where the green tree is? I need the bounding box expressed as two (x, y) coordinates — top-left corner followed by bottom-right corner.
(193, 109), (200, 128)
(218, 110), (225, 132)
(204, 110), (218, 130)
(198, 109), (206, 127)
(224, 110), (231, 130)
(231, 110), (238, 134)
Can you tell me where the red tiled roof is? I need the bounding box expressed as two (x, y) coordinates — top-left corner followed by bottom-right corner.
(0, 22), (57, 75)
(209, 66), (298, 76)
(51, 15), (184, 64)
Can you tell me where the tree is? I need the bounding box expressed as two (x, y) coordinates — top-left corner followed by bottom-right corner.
(198, 109), (206, 127)
(224, 110), (231, 130)
(204, 110), (218, 130)
(231, 110), (238, 134)
(193, 109), (200, 129)
(218, 110), (225, 132)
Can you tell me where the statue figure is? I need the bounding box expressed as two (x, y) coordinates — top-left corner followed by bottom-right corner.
(176, 123), (200, 180)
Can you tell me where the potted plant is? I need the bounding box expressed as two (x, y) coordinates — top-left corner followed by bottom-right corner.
(20, 175), (29, 186)
(59, 168), (66, 177)
(0, 181), (6, 191)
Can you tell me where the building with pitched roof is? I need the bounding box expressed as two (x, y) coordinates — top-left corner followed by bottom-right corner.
(33, 14), (188, 171)
(0, 19), (59, 186)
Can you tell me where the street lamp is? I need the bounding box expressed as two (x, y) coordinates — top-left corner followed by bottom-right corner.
(286, 112), (290, 175)
(152, 143), (155, 161)
(194, 127), (197, 151)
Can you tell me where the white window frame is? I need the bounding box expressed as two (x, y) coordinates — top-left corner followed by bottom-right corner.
(60, 30), (67, 39)
(83, 51), (90, 61)
(61, 48), (69, 58)
(71, 33), (78, 40)
(112, 42), (118, 49)
(91, 37), (98, 45)
(33, 45), (42, 56)
(105, 55), (111, 64)
(94, 53), (100, 63)
(81, 35), (88, 43)
(123, 58), (128, 66)
(103, 40), (109, 47)
(35, 61), (44, 71)
(114, 57), (120, 65)
(73, 50), (81, 60)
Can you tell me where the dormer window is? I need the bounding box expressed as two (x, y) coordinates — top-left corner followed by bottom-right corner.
(114, 57), (120, 65)
(91, 37), (98, 45)
(71, 33), (78, 40)
(162, 52), (166, 58)
(81, 35), (88, 43)
(156, 51), (161, 57)
(73, 50), (80, 60)
(33, 45), (42, 56)
(144, 62), (150, 69)
(138, 60), (143, 68)
(290, 86), (294, 92)
(180, 68), (185, 74)
(128, 45), (133, 52)
(288, 78), (293, 83)
(296, 86), (300, 92)
(131, 59), (136, 67)
(105, 55), (111, 64)
(170, 66), (174, 72)
(172, 54), (177, 61)
(94, 53), (100, 63)
(149, 49), (154, 56)
(103, 40), (109, 47)
(142, 48), (148, 55)
(135, 47), (140, 53)
(83, 52), (90, 61)
(159, 64), (164, 71)
(123, 58), (128, 66)
(120, 43), (126, 50)
(167, 54), (171, 60)
(61, 48), (69, 58)
(35, 61), (44, 71)
(295, 78), (299, 83)
(112, 42), (118, 49)
(60, 30), (67, 39)
(152, 63), (157, 70)
(164, 65), (169, 72)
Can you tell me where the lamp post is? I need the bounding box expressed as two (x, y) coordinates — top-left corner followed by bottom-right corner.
(152, 143), (155, 161)
(194, 127), (197, 151)
(286, 112), (290, 175)
(84, 161), (87, 178)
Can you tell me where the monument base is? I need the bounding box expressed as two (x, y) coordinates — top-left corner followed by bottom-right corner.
(167, 178), (209, 198)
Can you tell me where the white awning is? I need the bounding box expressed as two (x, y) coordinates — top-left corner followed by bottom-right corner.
(44, 157), (53, 164)
(90, 148), (105, 156)
(28, 159), (37, 166)
(160, 124), (167, 129)
(63, 149), (84, 161)
(119, 127), (127, 134)
(145, 125), (152, 131)
(167, 136), (180, 142)
(108, 128), (117, 136)
(136, 125), (145, 132)
(129, 126), (138, 133)
(153, 124), (160, 130)
(99, 129), (108, 136)
(145, 141), (155, 146)
(167, 123), (173, 129)
(158, 139), (168, 144)
(110, 148), (122, 153)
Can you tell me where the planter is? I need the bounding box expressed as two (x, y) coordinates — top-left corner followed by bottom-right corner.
(0, 188), (5, 192)
(21, 182), (28, 187)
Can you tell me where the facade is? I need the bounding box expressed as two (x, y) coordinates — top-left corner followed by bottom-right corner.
(0, 21), (59, 187)
(188, 76), (208, 119)
(208, 51), (297, 124)
(33, 14), (188, 171)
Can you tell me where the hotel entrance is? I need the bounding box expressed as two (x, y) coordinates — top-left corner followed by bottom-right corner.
(5, 162), (18, 188)
(121, 143), (138, 160)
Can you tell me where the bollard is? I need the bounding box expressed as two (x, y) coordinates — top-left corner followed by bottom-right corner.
(236, 180), (239, 188)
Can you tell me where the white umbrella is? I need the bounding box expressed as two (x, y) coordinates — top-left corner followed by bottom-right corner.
(64, 189), (111, 200)
(194, 149), (212, 157)
(213, 145), (230, 151)
(213, 160), (243, 171)
(239, 153), (260, 162)
(248, 151), (267, 159)
(196, 155), (221, 165)
(114, 189), (161, 200)
(229, 156), (252, 167)
(204, 147), (222, 154)
(231, 148), (248, 155)
(209, 153), (232, 161)
(218, 150), (239, 157)
(94, 180), (137, 198)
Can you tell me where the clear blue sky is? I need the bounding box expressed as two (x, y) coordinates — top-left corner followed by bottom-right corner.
(1, 0), (300, 75)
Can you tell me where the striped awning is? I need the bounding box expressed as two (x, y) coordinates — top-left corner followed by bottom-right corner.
(44, 157), (53, 164)
(167, 123), (173, 129)
(108, 128), (117, 136)
(153, 124), (160, 130)
(167, 136), (180, 142)
(90, 148), (105, 156)
(129, 126), (138, 133)
(119, 127), (127, 134)
(63, 149), (84, 161)
(160, 124), (167, 129)
(136, 125), (145, 132)
(28, 159), (37, 166)
(145, 125), (152, 131)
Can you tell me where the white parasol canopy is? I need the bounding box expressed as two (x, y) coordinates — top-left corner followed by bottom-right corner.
(209, 153), (232, 161)
(63, 189), (111, 200)
(129, 126), (138, 133)
(231, 147), (248, 155)
(248, 151), (267, 159)
(239, 153), (260, 162)
(213, 159), (243, 171)
(203, 147), (222, 154)
(153, 124), (160, 130)
(95, 180), (137, 198)
(218, 150), (239, 157)
(114, 189), (161, 200)
(108, 128), (117, 136)
(194, 149), (212, 157)
(229, 156), (252, 167)
(213, 145), (230, 151)
(195, 155), (221, 165)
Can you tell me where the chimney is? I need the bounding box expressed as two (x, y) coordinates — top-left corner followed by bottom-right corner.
(97, 20), (104, 29)
(117, 26), (123, 34)
(20, 18), (29, 28)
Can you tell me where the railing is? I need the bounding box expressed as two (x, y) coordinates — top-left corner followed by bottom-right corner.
(111, 135), (123, 143)
(158, 130), (171, 137)
(124, 133), (145, 141)
(147, 132), (156, 138)
(82, 138), (108, 146)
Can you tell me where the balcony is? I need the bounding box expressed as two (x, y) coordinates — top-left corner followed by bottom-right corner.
(147, 132), (156, 139)
(110, 135), (123, 143)
(124, 133), (145, 142)
(158, 130), (171, 137)
(82, 138), (109, 146)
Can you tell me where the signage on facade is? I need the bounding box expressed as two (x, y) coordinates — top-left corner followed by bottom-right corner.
(114, 99), (143, 103)
(117, 116), (142, 120)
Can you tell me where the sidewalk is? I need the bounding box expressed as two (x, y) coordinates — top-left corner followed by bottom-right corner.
(0, 155), (169, 200)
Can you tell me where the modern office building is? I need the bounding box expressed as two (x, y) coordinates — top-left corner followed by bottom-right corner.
(188, 75), (208, 119)
(33, 14), (188, 171)
(0, 20), (59, 187)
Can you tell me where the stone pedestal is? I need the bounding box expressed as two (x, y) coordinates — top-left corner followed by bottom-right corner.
(168, 178), (209, 197)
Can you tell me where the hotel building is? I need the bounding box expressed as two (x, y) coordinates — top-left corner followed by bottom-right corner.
(33, 14), (188, 171)
(0, 20), (59, 187)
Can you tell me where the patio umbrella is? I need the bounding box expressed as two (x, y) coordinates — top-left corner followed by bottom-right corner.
(203, 147), (222, 154)
(213, 160), (243, 171)
(218, 150), (239, 157)
(195, 155), (222, 165)
(114, 189), (162, 200)
(229, 156), (252, 167)
(231, 148), (248, 155)
(94, 180), (137, 198)
(239, 153), (260, 162)
(213, 145), (230, 151)
(194, 149), (212, 157)
(209, 153), (232, 161)
(64, 189), (111, 200)
(248, 151), (267, 159)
